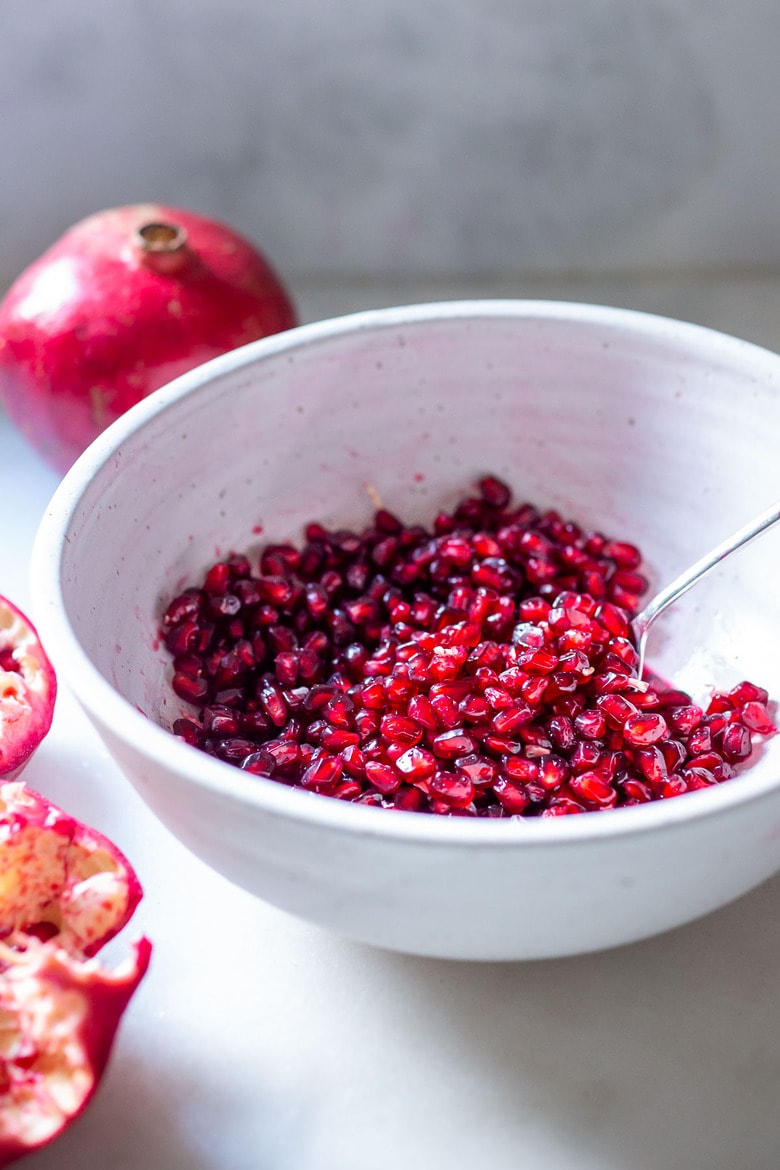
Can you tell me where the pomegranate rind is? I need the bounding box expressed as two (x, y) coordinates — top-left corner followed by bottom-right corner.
(0, 936), (151, 1167)
(0, 599), (56, 781)
(0, 783), (149, 1165)
(0, 203), (297, 472)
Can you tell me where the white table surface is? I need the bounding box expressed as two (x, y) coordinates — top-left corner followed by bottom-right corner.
(8, 274), (780, 1170)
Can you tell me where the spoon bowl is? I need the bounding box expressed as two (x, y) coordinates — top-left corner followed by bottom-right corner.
(634, 500), (780, 678)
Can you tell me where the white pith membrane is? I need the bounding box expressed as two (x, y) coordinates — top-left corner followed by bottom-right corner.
(0, 943), (94, 1145)
(0, 783), (141, 1153)
(0, 784), (133, 953)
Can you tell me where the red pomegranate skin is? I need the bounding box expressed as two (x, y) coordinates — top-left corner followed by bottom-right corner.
(0, 203), (298, 472)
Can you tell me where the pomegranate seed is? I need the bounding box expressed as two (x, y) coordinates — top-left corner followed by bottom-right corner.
(165, 621), (200, 656)
(520, 676), (549, 707)
(721, 723), (752, 762)
(728, 680), (769, 706)
(163, 590), (204, 628)
(381, 713), (422, 745)
(257, 681), (287, 727)
(203, 562), (230, 595)
(355, 710), (380, 740)
(430, 772), (474, 808)
(501, 756), (539, 782)
(472, 534), (502, 558)
(432, 730), (477, 758)
(407, 693), (437, 730)
(687, 751), (723, 776)
(459, 694), (491, 722)
(704, 713), (728, 737)
(203, 706), (240, 736)
(207, 592), (242, 619)
(394, 786), (425, 811)
(687, 726), (712, 755)
(706, 692), (733, 715)
(324, 694), (355, 728)
(217, 737), (261, 763)
(667, 704), (703, 734)
(490, 701), (533, 734)
(569, 771), (617, 807)
(301, 751), (342, 790)
(571, 741), (603, 772)
(172, 673), (209, 704)
(383, 669), (413, 702)
(494, 777), (530, 814)
(516, 649), (559, 675)
(621, 778), (652, 803)
(541, 796), (587, 816)
(342, 744), (367, 778)
(321, 727), (360, 750)
(636, 746), (668, 788)
(654, 688), (692, 707)
(429, 646), (469, 682)
(396, 746), (437, 782)
(574, 709), (607, 740)
(602, 540), (642, 568)
(365, 760), (401, 795)
(660, 739), (687, 773)
(172, 716), (202, 745)
(242, 750), (275, 776)
(330, 781), (362, 801)
(484, 686), (514, 710)
(683, 766), (716, 790)
(548, 715), (576, 753)
(539, 755), (569, 790)
(456, 754), (498, 786)
(264, 739), (301, 769)
(611, 569), (648, 594)
(593, 602), (629, 638)
(478, 475), (511, 509)
(623, 712), (668, 746)
(240, 710), (272, 737)
(597, 694), (638, 727)
(430, 693), (461, 729)
(742, 701), (776, 734)
(274, 651), (299, 687)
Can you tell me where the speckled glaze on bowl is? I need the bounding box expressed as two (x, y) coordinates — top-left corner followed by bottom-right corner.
(30, 301), (780, 960)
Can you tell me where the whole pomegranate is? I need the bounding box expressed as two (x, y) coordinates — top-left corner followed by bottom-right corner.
(0, 204), (297, 472)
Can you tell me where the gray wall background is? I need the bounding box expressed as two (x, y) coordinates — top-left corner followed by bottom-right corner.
(2, 1), (779, 283)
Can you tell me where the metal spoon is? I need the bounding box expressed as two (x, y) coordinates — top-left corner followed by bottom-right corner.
(632, 499), (780, 679)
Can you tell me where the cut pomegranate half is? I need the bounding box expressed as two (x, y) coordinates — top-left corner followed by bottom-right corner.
(0, 599), (57, 781)
(0, 783), (149, 1165)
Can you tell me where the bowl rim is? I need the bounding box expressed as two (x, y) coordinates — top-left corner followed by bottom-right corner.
(30, 297), (780, 847)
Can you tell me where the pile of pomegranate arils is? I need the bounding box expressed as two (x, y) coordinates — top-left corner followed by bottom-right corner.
(162, 477), (775, 818)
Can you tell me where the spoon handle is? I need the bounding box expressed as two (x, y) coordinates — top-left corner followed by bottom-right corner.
(633, 499), (780, 673)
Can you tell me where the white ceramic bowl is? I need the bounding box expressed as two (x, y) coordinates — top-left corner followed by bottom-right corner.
(31, 301), (780, 960)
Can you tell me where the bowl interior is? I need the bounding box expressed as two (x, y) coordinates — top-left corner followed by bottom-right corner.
(45, 302), (780, 786)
